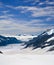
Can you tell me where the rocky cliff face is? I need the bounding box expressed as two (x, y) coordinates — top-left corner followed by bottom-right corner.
(24, 29), (54, 50)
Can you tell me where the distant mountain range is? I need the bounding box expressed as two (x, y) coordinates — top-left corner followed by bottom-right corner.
(0, 35), (22, 46)
(24, 29), (54, 51)
(3, 34), (36, 42)
(0, 34), (36, 46)
(0, 29), (54, 52)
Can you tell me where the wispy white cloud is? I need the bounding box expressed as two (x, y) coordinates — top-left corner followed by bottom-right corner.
(46, 17), (54, 21)
(1, 10), (9, 14)
(0, 1), (54, 35)
(0, 14), (14, 19)
(0, 18), (54, 35)
(1, 2), (53, 18)
(13, 6), (54, 17)
(38, 1), (54, 5)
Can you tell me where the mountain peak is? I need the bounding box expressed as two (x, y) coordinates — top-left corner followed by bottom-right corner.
(40, 29), (54, 36)
(24, 29), (54, 49)
(46, 29), (54, 35)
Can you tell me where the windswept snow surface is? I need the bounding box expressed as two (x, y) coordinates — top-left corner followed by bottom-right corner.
(0, 54), (54, 65)
(0, 44), (54, 55)
(0, 34), (54, 65)
(0, 44), (54, 65)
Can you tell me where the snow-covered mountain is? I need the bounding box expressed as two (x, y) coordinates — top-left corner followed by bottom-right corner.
(0, 29), (54, 55)
(24, 29), (54, 51)
(0, 35), (22, 46)
(3, 34), (36, 42)
(40, 29), (54, 36)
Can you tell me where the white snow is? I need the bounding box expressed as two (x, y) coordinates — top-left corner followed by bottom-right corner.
(0, 41), (54, 65)
(0, 33), (54, 65)
(0, 44), (54, 55)
(0, 34), (54, 55)
(46, 29), (54, 35)
(46, 37), (54, 42)
(0, 54), (54, 65)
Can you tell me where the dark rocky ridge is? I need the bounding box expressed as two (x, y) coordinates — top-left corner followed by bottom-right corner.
(0, 35), (22, 46)
(24, 29), (54, 50)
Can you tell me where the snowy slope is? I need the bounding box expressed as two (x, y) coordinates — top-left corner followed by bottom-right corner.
(46, 37), (54, 42)
(0, 54), (54, 65)
(24, 29), (54, 52)
(46, 29), (54, 35)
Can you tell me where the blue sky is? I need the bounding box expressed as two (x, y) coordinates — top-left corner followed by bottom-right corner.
(0, 0), (54, 35)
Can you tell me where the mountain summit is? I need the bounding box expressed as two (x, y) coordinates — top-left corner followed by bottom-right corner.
(46, 29), (54, 35)
(24, 29), (54, 50)
(40, 29), (54, 36)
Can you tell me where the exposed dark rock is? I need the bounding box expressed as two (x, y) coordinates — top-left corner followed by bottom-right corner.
(0, 35), (22, 46)
(0, 51), (3, 54)
(48, 47), (54, 51)
(24, 29), (54, 50)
